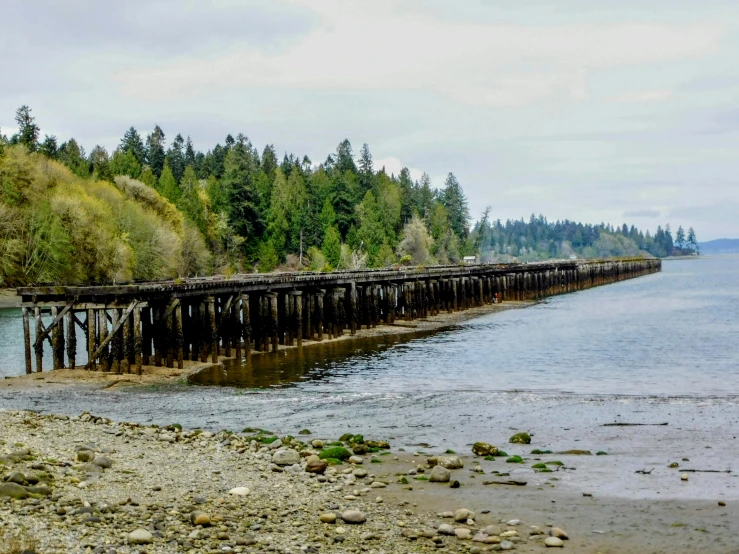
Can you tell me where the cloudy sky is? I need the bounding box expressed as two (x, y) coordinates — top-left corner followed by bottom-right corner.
(2, 0), (738, 240)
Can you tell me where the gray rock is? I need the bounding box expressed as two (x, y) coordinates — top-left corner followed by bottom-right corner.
(438, 524), (455, 535)
(341, 510), (367, 524)
(76, 450), (95, 462)
(500, 540), (514, 550)
(92, 456), (112, 469)
(429, 466), (451, 483)
(0, 482), (29, 499)
(128, 528), (154, 545)
(272, 449), (300, 466)
(454, 508), (475, 522)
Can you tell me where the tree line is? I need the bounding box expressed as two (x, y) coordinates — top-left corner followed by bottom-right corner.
(0, 105), (697, 286)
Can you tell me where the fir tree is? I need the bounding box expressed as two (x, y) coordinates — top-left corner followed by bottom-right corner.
(12, 105), (40, 151)
(120, 127), (147, 166)
(167, 133), (186, 183)
(39, 135), (58, 159)
(145, 125), (166, 178)
(675, 225), (686, 249)
(323, 226), (342, 268)
(442, 172), (470, 239)
(158, 161), (180, 203)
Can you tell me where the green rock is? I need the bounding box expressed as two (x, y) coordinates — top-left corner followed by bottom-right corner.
(327, 441), (345, 447)
(352, 443), (369, 455)
(484, 455), (495, 461)
(506, 456), (524, 464)
(399, 476), (409, 484)
(370, 458), (382, 464)
(258, 436), (279, 444)
(596, 451), (608, 456)
(0, 482), (29, 500)
(365, 440), (390, 449)
(26, 484), (52, 496)
(531, 463), (547, 469)
(509, 432), (531, 445)
(349, 434), (364, 444)
(558, 449), (592, 455)
(324, 458), (343, 465)
(339, 433), (353, 442)
(531, 449), (552, 455)
(498, 451), (508, 457)
(444, 449), (456, 455)
(414, 475), (429, 480)
(546, 460), (563, 466)
(318, 447), (352, 461)
(298, 429), (312, 435)
(472, 442), (499, 457)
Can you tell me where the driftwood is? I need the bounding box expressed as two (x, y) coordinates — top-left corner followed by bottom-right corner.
(683, 469), (731, 473)
(635, 468), (654, 474)
(482, 479), (527, 486)
(603, 422), (668, 427)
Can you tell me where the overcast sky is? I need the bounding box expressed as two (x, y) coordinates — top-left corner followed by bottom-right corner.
(2, 0), (738, 240)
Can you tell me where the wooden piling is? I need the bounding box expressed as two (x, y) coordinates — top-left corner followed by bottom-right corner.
(22, 308), (32, 375)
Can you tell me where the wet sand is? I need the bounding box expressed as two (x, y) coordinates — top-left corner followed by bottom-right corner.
(0, 288), (20, 308)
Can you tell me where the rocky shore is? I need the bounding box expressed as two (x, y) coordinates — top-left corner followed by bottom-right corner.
(2, 410), (736, 554)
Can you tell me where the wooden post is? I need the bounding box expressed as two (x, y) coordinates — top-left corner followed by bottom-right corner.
(290, 291), (302, 347)
(208, 297), (218, 363)
(315, 291), (324, 341)
(133, 306), (142, 374)
(141, 307), (152, 366)
(86, 308), (96, 370)
(234, 297), (242, 360)
(122, 310), (132, 373)
(22, 308), (32, 375)
(51, 306), (61, 370)
(199, 301), (208, 362)
(64, 310), (74, 368)
(269, 293), (279, 352)
(153, 305), (163, 367)
(174, 302), (184, 369)
(34, 307), (43, 372)
(110, 308), (121, 373)
(98, 310), (109, 371)
(241, 293), (251, 359)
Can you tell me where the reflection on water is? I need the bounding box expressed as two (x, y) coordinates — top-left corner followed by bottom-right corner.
(189, 329), (443, 388)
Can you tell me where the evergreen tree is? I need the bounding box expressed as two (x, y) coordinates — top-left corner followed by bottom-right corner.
(12, 106), (40, 151)
(138, 166), (156, 188)
(223, 139), (263, 260)
(261, 144), (278, 179)
(39, 135), (58, 159)
(397, 167), (415, 224)
(356, 191), (385, 266)
(687, 227), (698, 252)
(358, 143), (375, 194)
(417, 173), (434, 219)
(167, 133), (186, 183)
(320, 198), (337, 234)
(120, 127), (147, 166)
(145, 125), (166, 178)
(335, 139), (357, 174)
(441, 172), (470, 238)
(157, 161), (180, 203)
(675, 225), (686, 249)
(323, 226), (342, 268)
(184, 136), (196, 168)
(110, 149), (141, 178)
(57, 138), (89, 177)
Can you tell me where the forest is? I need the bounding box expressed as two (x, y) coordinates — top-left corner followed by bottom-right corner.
(0, 106), (698, 287)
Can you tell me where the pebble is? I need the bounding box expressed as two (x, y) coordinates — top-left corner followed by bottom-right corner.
(455, 528), (472, 540)
(500, 540), (514, 550)
(681, 473), (689, 481)
(454, 508), (474, 522)
(438, 524), (455, 535)
(190, 511), (211, 526)
(320, 513), (337, 524)
(341, 510), (367, 524)
(128, 528), (154, 545)
(544, 536), (564, 547)
(228, 487), (249, 496)
(549, 527), (569, 540)
(429, 465), (452, 483)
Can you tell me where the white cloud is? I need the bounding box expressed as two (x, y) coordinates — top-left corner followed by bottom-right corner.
(616, 89), (673, 103)
(113, 4), (723, 108)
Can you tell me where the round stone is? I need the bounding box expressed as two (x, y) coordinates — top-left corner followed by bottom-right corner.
(320, 513), (337, 524)
(545, 536), (564, 547)
(429, 466), (451, 483)
(190, 511), (211, 526)
(341, 510), (367, 524)
(128, 528), (153, 545)
(228, 487), (249, 496)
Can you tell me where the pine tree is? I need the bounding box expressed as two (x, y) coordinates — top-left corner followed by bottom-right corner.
(358, 143), (374, 194)
(110, 149), (141, 178)
(675, 226), (686, 249)
(223, 139), (264, 260)
(185, 136), (196, 168)
(120, 127), (147, 166)
(158, 161), (180, 203)
(335, 139), (357, 174)
(442, 172), (470, 239)
(12, 106), (40, 151)
(320, 198), (337, 234)
(40, 135), (58, 159)
(90, 146), (112, 182)
(146, 125), (166, 178)
(177, 165), (207, 236)
(167, 134), (186, 183)
(687, 227), (698, 252)
(57, 138), (89, 177)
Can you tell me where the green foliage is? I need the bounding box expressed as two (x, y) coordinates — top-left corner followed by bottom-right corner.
(257, 239), (279, 273)
(323, 226), (342, 268)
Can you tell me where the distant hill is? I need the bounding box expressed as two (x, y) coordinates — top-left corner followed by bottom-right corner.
(698, 239), (739, 255)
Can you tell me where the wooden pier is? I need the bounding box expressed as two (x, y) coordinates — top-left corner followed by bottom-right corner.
(16, 258), (661, 375)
